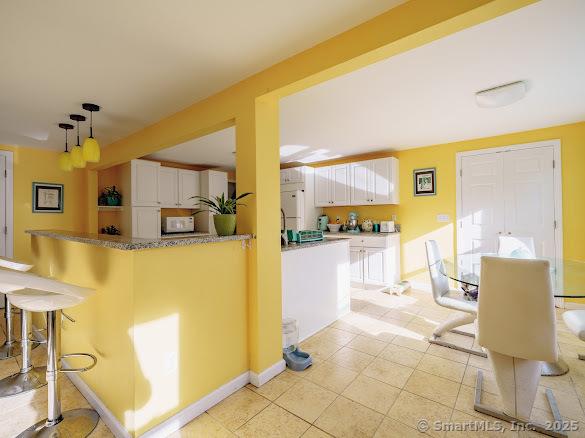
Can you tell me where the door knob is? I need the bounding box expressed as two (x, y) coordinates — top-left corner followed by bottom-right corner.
(507, 232), (512, 235)
(498, 231), (502, 235)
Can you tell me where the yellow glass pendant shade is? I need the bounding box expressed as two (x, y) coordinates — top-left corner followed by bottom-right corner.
(82, 137), (100, 162)
(70, 145), (86, 168)
(59, 151), (73, 172)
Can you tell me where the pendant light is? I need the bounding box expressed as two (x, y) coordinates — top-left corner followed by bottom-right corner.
(69, 114), (86, 168)
(58, 123), (74, 172)
(82, 103), (100, 162)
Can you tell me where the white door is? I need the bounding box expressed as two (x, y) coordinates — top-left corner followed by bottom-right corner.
(178, 170), (200, 208)
(350, 161), (370, 205)
(371, 158), (393, 205)
(132, 207), (161, 239)
(331, 164), (350, 205)
(349, 248), (364, 282)
(503, 147), (555, 257)
(363, 247), (387, 285)
(132, 160), (160, 206)
(158, 167), (178, 208)
(314, 167), (331, 207)
(0, 155), (5, 257)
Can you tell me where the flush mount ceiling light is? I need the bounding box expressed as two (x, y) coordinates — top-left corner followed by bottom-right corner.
(82, 103), (100, 163)
(69, 114), (87, 168)
(475, 81), (527, 108)
(58, 123), (74, 172)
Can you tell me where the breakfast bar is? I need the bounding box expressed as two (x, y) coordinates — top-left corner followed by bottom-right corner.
(26, 229), (253, 436)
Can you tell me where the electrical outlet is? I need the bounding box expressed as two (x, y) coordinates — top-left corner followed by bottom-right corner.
(336, 216), (340, 221)
(391, 214), (397, 221)
(437, 214), (450, 223)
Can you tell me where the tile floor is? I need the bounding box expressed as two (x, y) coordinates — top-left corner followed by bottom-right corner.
(3, 288), (585, 437)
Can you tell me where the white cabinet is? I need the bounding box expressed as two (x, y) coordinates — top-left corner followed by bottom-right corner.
(280, 167), (304, 184)
(314, 164), (350, 207)
(159, 167), (179, 208)
(131, 160), (160, 206)
(131, 207), (161, 239)
(350, 248), (364, 282)
(350, 157), (399, 205)
(178, 169), (200, 208)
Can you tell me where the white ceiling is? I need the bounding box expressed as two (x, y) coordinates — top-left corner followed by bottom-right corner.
(280, 0), (585, 162)
(0, 0), (404, 151)
(144, 126), (236, 168)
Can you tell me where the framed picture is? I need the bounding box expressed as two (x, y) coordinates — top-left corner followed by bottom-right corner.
(413, 168), (436, 196)
(32, 182), (63, 213)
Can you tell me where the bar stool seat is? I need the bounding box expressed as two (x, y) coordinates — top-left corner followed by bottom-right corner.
(7, 289), (83, 312)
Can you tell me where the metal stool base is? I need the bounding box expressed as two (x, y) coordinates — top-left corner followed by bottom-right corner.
(429, 335), (488, 358)
(541, 358), (569, 376)
(0, 366), (46, 398)
(16, 408), (99, 438)
(0, 341), (22, 360)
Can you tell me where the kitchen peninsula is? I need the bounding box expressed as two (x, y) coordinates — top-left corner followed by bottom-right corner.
(26, 229), (253, 436)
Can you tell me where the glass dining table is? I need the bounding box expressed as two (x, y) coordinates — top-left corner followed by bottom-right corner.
(438, 253), (585, 376)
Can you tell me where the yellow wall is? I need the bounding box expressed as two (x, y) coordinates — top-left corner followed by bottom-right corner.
(0, 144), (87, 263)
(323, 121), (585, 286)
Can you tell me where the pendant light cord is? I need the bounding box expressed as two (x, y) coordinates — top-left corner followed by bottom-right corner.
(64, 128), (68, 152)
(76, 119), (80, 146)
(89, 111), (93, 138)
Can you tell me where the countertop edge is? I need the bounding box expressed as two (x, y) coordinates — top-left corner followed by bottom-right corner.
(281, 237), (349, 252)
(26, 230), (255, 251)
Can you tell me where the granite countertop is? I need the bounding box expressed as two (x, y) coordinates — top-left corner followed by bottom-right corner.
(281, 237), (349, 252)
(324, 231), (400, 237)
(26, 230), (254, 251)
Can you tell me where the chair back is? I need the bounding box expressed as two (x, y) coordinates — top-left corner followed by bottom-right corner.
(497, 236), (535, 259)
(477, 256), (557, 362)
(425, 240), (450, 302)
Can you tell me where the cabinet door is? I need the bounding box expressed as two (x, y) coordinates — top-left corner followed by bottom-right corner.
(363, 247), (388, 285)
(349, 248), (364, 283)
(132, 207), (161, 239)
(350, 161), (371, 205)
(314, 167), (331, 207)
(178, 170), (200, 208)
(132, 160), (160, 206)
(331, 164), (350, 205)
(370, 158), (394, 205)
(287, 167), (304, 184)
(159, 167), (179, 208)
(280, 169), (290, 184)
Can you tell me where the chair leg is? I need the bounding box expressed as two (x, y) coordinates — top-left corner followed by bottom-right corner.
(0, 295), (21, 360)
(428, 311), (487, 357)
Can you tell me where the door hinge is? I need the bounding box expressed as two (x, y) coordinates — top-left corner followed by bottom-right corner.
(459, 169), (462, 177)
(554, 220), (557, 229)
(3, 170), (6, 178)
(3, 226), (7, 235)
(552, 160), (555, 169)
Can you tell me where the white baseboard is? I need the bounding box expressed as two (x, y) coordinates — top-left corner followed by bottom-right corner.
(249, 359), (286, 387)
(31, 326), (285, 438)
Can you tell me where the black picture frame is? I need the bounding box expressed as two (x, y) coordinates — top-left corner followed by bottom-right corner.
(413, 168), (436, 196)
(32, 182), (64, 213)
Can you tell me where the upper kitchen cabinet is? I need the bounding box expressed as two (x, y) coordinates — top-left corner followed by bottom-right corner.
(130, 159), (160, 206)
(178, 169), (201, 208)
(350, 157), (399, 205)
(314, 164), (350, 207)
(280, 167), (305, 184)
(159, 167), (200, 208)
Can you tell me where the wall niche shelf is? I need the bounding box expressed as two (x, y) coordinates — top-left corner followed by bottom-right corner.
(98, 206), (124, 212)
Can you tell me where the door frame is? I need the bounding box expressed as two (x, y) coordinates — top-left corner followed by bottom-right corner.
(0, 150), (14, 258)
(455, 139), (563, 275)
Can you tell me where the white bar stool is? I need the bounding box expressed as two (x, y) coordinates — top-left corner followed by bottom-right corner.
(0, 257), (47, 397)
(0, 270), (99, 437)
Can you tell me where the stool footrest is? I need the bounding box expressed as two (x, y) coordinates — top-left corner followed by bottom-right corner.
(59, 353), (97, 373)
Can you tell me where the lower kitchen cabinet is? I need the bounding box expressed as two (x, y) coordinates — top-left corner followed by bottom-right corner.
(346, 233), (400, 289)
(131, 207), (161, 239)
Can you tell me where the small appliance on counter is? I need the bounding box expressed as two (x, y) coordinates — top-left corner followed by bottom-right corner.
(162, 216), (195, 234)
(346, 212), (360, 233)
(317, 215), (329, 231)
(380, 220), (396, 233)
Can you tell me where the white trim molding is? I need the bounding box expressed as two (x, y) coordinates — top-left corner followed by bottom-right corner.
(249, 359), (286, 387)
(0, 150), (14, 258)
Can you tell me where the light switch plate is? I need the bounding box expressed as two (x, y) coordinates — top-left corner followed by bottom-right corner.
(437, 214), (450, 223)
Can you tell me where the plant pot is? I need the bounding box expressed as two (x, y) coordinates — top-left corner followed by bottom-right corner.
(106, 196), (121, 206)
(213, 214), (236, 236)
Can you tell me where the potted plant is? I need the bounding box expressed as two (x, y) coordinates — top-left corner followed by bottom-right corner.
(103, 186), (122, 206)
(191, 192), (253, 236)
(101, 225), (121, 235)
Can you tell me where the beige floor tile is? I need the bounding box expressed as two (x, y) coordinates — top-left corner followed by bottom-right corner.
(318, 328), (357, 346)
(305, 361), (358, 394)
(314, 396), (383, 438)
(169, 413), (234, 437)
(275, 379), (337, 423)
(533, 385), (585, 422)
(447, 409), (518, 437)
(427, 343), (470, 365)
(404, 370), (461, 408)
(342, 374), (401, 414)
(462, 366), (499, 395)
(417, 354), (466, 383)
(391, 334), (429, 353)
(405, 320), (438, 337)
(329, 317), (363, 335)
(539, 373), (578, 395)
(376, 316), (409, 328)
(302, 426), (332, 437)
(247, 371), (300, 401)
(346, 335), (387, 356)
(359, 303), (391, 317)
(363, 357), (414, 389)
(380, 309), (417, 323)
(373, 417), (424, 437)
(467, 353), (493, 371)
(388, 391), (453, 438)
(235, 403), (310, 438)
(89, 421), (116, 438)
(328, 347), (374, 372)
(0, 356), (20, 379)
(207, 387), (270, 431)
(379, 343), (424, 368)
(455, 384), (504, 422)
(440, 332), (475, 350)
(300, 338), (342, 362)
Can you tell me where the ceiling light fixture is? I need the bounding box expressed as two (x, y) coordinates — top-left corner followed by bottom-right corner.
(69, 114), (87, 168)
(58, 123), (74, 172)
(475, 81), (527, 108)
(82, 103), (101, 163)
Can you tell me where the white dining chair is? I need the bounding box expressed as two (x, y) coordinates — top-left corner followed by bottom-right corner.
(497, 235), (535, 259)
(425, 240), (486, 357)
(562, 310), (585, 360)
(475, 256), (565, 437)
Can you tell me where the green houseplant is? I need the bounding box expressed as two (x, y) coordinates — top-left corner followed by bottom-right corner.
(103, 186), (122, 206)
(191, 192), (253, 236)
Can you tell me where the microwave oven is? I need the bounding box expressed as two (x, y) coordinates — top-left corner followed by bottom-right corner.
(162, 216), (194, 234)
